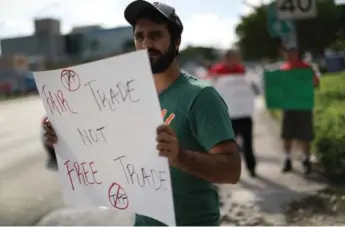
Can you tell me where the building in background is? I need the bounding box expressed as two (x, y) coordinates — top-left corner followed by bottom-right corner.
(82, 26), (134, 59)
(0, 18), (133, 69)
(1, 19), (62, 67)
(70, 25), (102, 34)
(0, 18), (133, 94)
(66, 25), (133, 61)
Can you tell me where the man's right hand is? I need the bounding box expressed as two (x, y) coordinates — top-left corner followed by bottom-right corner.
(43, 118), (58, 147)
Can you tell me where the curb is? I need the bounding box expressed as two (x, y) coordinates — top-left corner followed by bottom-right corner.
(0, 93), (39, 105)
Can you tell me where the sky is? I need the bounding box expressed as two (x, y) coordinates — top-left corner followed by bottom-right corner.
(0, 0), (270, 50)
(1, 0), (344, 50)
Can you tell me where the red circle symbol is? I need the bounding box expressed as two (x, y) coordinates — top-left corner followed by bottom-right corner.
(108, 183), (129, 210)
(60, 69), (81, 92)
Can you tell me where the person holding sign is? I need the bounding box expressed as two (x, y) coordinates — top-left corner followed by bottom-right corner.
(43, 0), (241, 226)
(208, 50), (257, 178)
(208, 49), (246, 76)
(280, 46), (319, 175)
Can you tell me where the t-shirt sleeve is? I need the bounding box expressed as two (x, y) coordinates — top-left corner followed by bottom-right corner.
(189, 86), (235, 151)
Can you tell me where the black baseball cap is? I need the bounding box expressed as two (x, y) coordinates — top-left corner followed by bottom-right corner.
(124, 0), (183, 35)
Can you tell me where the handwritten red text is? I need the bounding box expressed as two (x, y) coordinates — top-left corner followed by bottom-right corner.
(42, 85), (77, 116)
(64, 160), (102, 191)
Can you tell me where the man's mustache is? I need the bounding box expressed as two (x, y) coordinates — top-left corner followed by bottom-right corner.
(148, 48), (162, 55)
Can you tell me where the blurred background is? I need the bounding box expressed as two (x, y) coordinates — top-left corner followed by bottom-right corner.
(1, 0), (345, 226)
(0, 0), (345, 91)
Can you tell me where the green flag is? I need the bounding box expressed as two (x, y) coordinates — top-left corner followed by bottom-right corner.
(264, 68), (314, 110)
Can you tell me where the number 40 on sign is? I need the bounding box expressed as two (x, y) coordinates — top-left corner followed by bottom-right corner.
(276, 0), (317, 20)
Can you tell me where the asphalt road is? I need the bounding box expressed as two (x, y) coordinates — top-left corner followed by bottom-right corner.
(0, 95), (64, 225)
(0, 95), (136, 226)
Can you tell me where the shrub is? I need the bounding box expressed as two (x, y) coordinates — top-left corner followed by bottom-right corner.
(313, 72), (345, 181)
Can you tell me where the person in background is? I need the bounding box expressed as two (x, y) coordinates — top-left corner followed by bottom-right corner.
(208, 50), (257, 177)
(280, 46), (319, 175)
(208, 49), (246, 76)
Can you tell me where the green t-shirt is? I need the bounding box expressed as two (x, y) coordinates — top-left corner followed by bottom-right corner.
(135, 73), (235, 226)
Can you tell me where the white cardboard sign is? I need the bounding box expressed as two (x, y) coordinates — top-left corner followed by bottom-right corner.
(212, 75), (255, 119)
(33, 50), (175, 226)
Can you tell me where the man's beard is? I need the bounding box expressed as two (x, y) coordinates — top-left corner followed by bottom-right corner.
(148, 44), (176, 74)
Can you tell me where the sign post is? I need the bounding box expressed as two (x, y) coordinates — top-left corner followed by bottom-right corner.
(267, 2), (298, 48)
(267, 2), (295, 38)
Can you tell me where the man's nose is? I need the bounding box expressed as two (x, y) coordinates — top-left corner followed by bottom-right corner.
(142, 37), (153, 49)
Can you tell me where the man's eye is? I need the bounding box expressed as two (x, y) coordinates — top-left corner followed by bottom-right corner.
(135, 36), (143, 41)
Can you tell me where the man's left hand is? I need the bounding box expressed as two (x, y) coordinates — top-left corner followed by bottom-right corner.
(156, 124), (181, 166)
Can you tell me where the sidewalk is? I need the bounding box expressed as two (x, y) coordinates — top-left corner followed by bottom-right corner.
(37, 97), (327, 226)
(219, 97), (327, 225)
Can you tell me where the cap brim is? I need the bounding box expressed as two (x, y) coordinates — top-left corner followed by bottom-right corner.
(124, 1), (160, 26)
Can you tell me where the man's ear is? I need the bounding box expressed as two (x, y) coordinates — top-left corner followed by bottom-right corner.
(175, 37), (181, 50)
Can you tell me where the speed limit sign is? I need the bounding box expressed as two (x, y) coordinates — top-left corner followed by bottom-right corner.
(276, 0), (317, 20)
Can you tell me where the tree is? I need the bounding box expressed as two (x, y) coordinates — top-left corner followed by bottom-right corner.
(179, 46), (220, 66)
(329, 30), (345, 52)
(236, 0), (343, 60)
(236, 5), (281, 60)
(294, 0), (341, 55)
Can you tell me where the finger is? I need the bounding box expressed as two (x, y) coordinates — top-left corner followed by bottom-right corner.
(44, 118), (52, 128)
(44, 138), (57, 147)
(44, 133), (58, 143)
(156, 124), (176, 136)
(43, 124), (53, 134)
(44, 138), (56, 147)
(156, 132), (175, 143)
(159, 149), (169, 157)
(44, 140), (56, 147)
(156, 142), (171, 151)
(43, 124), (56, 136)
(46, 121), (55, 133)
